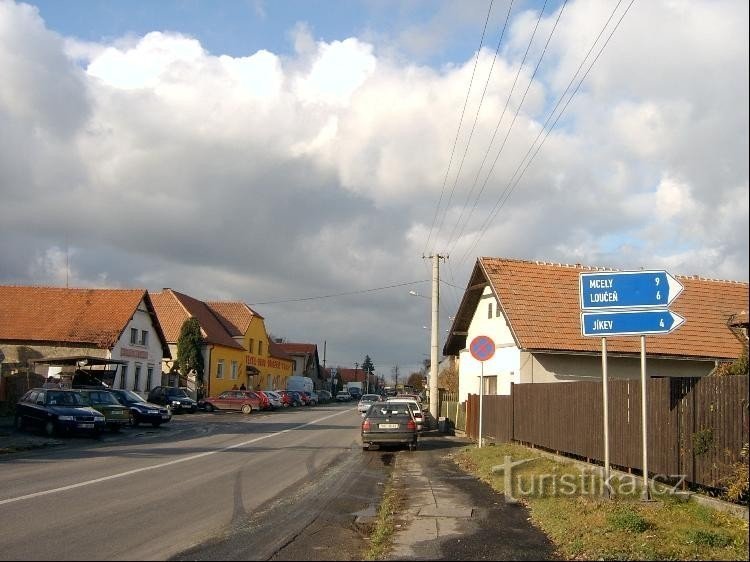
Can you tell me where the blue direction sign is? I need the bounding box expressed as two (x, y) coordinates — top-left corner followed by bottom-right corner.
(581, 310), (685, 337)
(580, 270), (683, 310)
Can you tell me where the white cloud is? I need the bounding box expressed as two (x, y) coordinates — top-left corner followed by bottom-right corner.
(0, 0), (747, 371)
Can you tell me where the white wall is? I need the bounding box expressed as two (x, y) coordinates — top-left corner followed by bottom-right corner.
(458, 287), (521, 403)
(110, 299), (164, 393)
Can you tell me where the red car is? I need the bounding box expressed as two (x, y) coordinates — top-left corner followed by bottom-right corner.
(254, 391), (272, 410)
(200, 390), (262, 414)
(275, 390), (295, 407)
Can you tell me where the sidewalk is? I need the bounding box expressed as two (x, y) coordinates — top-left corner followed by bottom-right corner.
(387, 432), (556, 561)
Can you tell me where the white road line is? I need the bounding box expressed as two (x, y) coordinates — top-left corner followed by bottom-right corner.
(0, 409), (353, 507)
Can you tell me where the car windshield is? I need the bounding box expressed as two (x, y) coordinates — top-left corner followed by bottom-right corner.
(90, 392), (119, 405)
(361, 395), (380, 402)
(118, 390), (145, 403)
(46, 391), (85, 407)
(367, 406), (412, 418)
(166, 388), (188, 398)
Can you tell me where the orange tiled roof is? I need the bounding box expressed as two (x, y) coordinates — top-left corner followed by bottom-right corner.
(0, 286), (148, 349)
(445, 258), (748, 360)
(268, 340), (294, 361)
(150, 289), (243, 349)
(276, 342), (317, 355)
(206, 301), (261, 337)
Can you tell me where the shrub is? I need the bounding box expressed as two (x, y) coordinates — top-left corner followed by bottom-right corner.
(607, 507), (650, 533)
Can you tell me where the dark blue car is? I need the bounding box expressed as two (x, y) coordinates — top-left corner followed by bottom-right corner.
(15, 388), (106, 437)
(109, 389), (172, 427)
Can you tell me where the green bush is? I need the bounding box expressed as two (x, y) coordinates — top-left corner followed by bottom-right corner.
(685, 529), (733, 548)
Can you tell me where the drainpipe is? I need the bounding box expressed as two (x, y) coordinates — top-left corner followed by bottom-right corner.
(206, 345), (213, 399)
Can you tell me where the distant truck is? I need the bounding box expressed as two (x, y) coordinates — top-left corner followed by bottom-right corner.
(286, 376), (314, 394)
(346, 382), (363, 398)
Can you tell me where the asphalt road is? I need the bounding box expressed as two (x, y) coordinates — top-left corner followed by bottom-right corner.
(0, 403), (372, 561)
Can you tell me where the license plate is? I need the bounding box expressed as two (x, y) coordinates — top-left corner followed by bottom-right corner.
(78, 423), (94, 428)
(161, 414), (170, 419)
(379, 423), (399, 429)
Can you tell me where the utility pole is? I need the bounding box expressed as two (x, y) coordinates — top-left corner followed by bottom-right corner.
(424, 253), (447, 425)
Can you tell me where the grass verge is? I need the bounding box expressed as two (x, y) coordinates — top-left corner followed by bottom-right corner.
(364, 478), (405, 560)
(454, 442), (749, 561)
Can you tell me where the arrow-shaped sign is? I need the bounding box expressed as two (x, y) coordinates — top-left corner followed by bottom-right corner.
(581, 310), (685, 337)
(580, 270), (683, 310)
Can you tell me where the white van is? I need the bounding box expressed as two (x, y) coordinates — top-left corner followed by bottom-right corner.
(286, 375), (314, 394)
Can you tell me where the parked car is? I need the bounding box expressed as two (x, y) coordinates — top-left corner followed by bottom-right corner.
(289, 390), (308, 406)
(200, 390), (262, 414)
(147, 386), (198, 413)
(318, 390), (332, 403)
(275, 390), (295, 407)
(357, 393), (383, 414)
(76, 389), (131, 431)
(14, 388), (106, 437)
(385, 397), (425, 431)
(254, 390), (272, 410)
(109, 389), (171, 427)
(336, 391), (352, 402)
(303, 391), (318, 406)
(262, 390), (284, 409)
(361, 402), (418, 451)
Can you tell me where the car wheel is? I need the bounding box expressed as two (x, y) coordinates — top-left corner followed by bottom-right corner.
(205, 403), (214, 412)
(151, 422), (162, 428)
(241, 404), (252, 415)
(110, 424), (121, 432)
(14, 415), (25, 431)
(44, 421), (56, 437)
(190, 406), (197, 413)
(131, 416), (140, 427)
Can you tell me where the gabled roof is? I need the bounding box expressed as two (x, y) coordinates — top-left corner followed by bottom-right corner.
(0, 285), (169, 355)
(276, 342), (318, 356)
(268, 340), (293, 362)
(205, 301), (262, 337)
(444, 258), (748, 360)
(150, 289), (244, 350)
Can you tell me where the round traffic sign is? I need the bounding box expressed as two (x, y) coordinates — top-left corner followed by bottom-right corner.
(470, 335), (495, 362)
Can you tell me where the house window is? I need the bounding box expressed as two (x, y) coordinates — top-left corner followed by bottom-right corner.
(146, 365), (154, 391)
(266, 374), (272, 388)
(217, 360), (224, 379)
(130, 328), (138, 344)
(119, 365), (128, 389)
(248, 338), (254, 353)
(488, 302), (493, 319)
(134, 364), (142, 391)
(258, 340), (263, 355)
(231, 361), (238, 380)
(140, 330), (148, 346)
(483, 376), (497, 395)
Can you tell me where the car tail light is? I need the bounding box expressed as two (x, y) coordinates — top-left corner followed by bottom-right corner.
(362, 419), (371, 431)
(407, 419), (416, 431)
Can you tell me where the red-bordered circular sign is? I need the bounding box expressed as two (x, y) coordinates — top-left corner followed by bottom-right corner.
(470, 335), (495, 362)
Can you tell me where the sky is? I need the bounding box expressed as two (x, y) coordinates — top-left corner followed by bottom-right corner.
(1, 0), (748, 381)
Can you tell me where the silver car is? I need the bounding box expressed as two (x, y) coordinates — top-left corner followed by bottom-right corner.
(358, 393), (383, 414)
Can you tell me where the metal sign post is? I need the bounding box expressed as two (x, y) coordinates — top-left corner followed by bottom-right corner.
(470, 335), (495, 449)
(580, 269), (684, 501)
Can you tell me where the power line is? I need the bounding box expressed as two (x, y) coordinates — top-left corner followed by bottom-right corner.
(423, 0), (495, 256)
(449, 0), (567, 255)
(432, 0), (516, 249)
(459, 0), (637, 265)
(247, 280), (430, 305)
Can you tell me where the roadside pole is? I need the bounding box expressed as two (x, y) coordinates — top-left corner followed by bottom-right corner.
(469, 335), (494, 449)
(478, 362), (484, 448)
(602, 337), (611, 498)
(640, 335), (651, 501)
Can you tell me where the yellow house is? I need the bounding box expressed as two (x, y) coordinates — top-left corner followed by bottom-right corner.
(151, 289), (247, 398)
(207, 302), (293, 391)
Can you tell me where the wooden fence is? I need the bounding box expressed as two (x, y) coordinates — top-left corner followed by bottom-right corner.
(463, 376), (749, 490)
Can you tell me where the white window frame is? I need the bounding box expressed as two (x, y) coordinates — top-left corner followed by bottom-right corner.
(217, 360), (225, 379)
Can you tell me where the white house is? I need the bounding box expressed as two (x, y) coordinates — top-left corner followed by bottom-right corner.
(444, 258), (748, 404)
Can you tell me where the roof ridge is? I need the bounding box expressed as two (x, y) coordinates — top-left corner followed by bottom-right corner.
(675, 274), (748, 285)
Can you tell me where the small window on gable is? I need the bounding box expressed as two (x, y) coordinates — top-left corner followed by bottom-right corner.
(488, 302), (493, 319)
(130, 328), (138, 344)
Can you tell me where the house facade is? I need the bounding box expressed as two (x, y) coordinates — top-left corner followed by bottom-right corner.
(444, 258), (749, 404)
(275, 342), (323, 389)
(207, 301), (293, 391)
(0, 286), (170, 395)
(150, 289), (246, 398)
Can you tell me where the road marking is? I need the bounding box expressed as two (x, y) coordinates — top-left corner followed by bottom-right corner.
(0, 409), (353, 507)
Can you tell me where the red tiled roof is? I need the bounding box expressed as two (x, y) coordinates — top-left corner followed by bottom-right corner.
(268, 340), (293, 361)
(445, 258), (748, 360)
(276, 342), (317, 355)
(150, 289), (243, 349)
(206, 301), (261, 337)
(0, 286), (148, 349)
